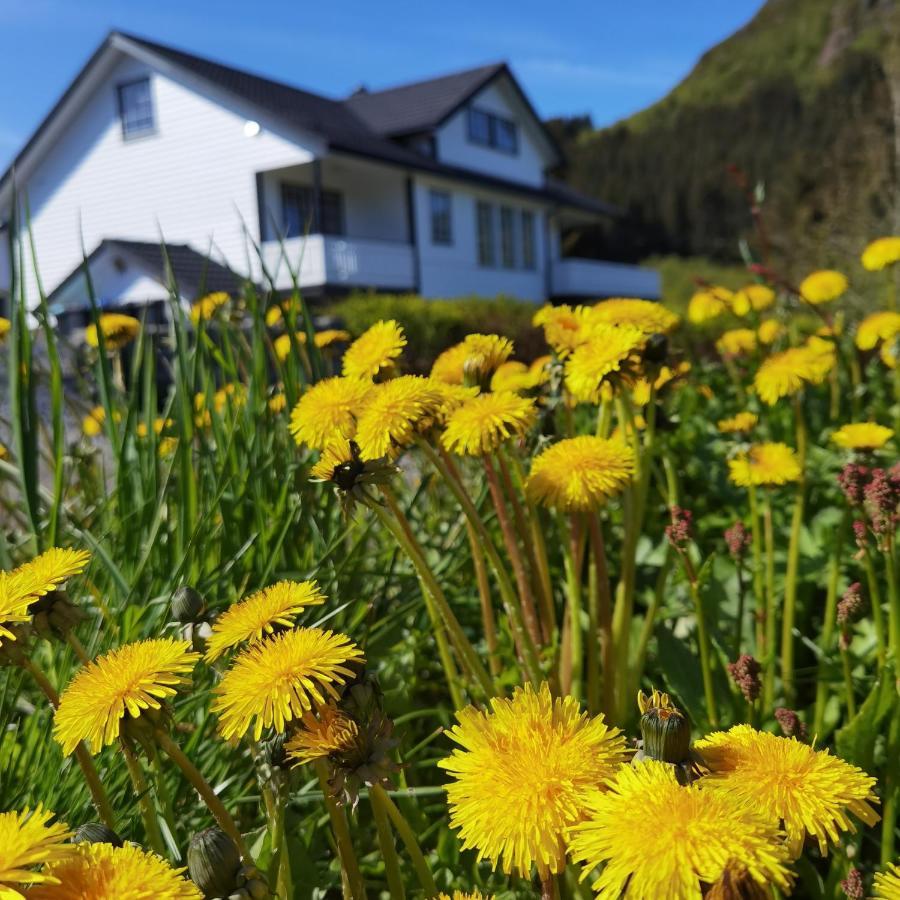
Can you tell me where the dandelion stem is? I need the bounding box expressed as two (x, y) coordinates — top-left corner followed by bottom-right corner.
(65, 632), (91, 664)
(121, 738), (166, 856)
(18, 656), (116, 831)
(315, 761), (366, 900)
(153, 728), (251, 862)
(884, 536), (900, 662)
(369, 787), (406, 900)
(465, 518), (501, 677)
(369, 784), (437, 897)
(562, 513), (584, 700)
(747, 483), (765, 657)
(762, 491), (777, 710)
(541, 872), (561, 900)
(861, 545), (888, 669)
(588, 513), (615, 718)
(840, 644), (856, 720)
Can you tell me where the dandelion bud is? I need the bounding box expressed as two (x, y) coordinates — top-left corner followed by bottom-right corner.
(642, 332), (669, 365)
(727, 654), (761, 703)
(188, 827), (243, 898)
(724, 521), (751, 562)
(840, 868), (864, 899)
(638, 690), (691, 765)
(171, 586), (207, 625)
(261, 732), (291, 772)
(73, 822), (124, 846)
(774, 707), (807, 741)
(705, 864), (769, 899)
(29, 590), (87, 640)
(665, 506), (693, 552)
(837, 583), (865, 625)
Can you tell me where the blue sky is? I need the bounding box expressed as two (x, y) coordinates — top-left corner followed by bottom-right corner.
(0, 0), (765, 169)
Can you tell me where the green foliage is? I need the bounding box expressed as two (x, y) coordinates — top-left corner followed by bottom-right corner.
(330, 292), (544, 371)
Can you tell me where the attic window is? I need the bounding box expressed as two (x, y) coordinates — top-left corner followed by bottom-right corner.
(117, 78), (155, 139)
(467, 106), (518, 154)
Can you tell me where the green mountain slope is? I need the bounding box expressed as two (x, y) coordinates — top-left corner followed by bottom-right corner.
(550, 0), (900, 274)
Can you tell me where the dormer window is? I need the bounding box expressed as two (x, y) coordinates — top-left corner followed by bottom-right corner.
(117, 78), (155, 139)
(467, 107), (518, 154)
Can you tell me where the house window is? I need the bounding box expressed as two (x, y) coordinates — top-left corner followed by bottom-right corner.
(430, 190), (452, 245)
(521, 211), (536, 269)
(476, 202), (495, 267)
(281, 184), (344, 237)
(467, 106), (518, 154)
(500, 207), (516, 268)
(117, 78), (155, 138)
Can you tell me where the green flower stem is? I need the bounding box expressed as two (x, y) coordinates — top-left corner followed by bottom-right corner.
(632, 550), (673, 705)
(861, 546), (888, 669)
(19, 656), (117, 832)
(370, 787), (406, 900)
(588, 513), (615, 718)
(154, 729), (251, 863)
(882, 709), (900, 865)
(65, 632), (92, 664)
(121, 738), (167, 856)
(541, 873), (561, 900)
(780, 397), (807, 705)
(314, 761), (366, 900)
(762, 492), (777, 710)
(885, 537), (900, 662)
(561, 514), (584, 700)
(465, 518), (501, 677)
(482, 455), (543, 649)
(840, 643), (856, 720)
(369, 784), (437, 897)
(376, 486), (495, 700)
(747, 484), (766, 657)
(682, 556), (718, 728)
(270, 781), (292, 900)
(813, 511), (849, 736)
(418, 440), (542, 683)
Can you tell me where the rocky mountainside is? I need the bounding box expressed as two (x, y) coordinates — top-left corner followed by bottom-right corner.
(549, 0), (900, 276)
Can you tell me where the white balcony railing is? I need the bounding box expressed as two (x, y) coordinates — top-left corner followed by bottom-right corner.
(261, 235), (416, 292)
(551, 258), (661, 299)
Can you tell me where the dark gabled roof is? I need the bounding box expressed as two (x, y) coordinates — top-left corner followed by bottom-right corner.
(48, 238), (248, 306)
(343, 63), (505, 136)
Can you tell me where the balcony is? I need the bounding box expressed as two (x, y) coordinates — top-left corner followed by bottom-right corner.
(551, 258), (660, 300)
(261, 235), (416, 293)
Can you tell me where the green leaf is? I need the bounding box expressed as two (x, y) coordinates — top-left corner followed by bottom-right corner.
(835, 663), (896, 770)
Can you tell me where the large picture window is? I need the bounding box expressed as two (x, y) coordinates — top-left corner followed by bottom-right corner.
(281, 184), (344, 237)
(117, 78), (155, 138)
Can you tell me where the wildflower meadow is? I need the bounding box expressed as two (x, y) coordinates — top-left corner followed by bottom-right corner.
(2, 234), (900, 899)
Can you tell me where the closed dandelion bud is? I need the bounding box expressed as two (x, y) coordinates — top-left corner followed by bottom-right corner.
(637, 689), (691, 765)
(642, 332), (668, 365)
(172, 586), (207, 624)
(261, 732), (291, 771)
(73, 822), (124, 846)
(188, 827), (243, 899)
(29, 590), (86, 639)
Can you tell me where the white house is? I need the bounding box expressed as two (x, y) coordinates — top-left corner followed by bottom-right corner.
(0, 31), (659, 317)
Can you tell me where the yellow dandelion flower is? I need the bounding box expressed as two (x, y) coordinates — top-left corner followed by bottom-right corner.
(862, 236), (900, 271)
(309, 438), (362, 484)
(687, 288), (731, 325)
(0, 316), (10, 342)
(27, 841), (201, 900)
(717, 412), (758, 434)
(569, 759), (792, 899)
(84, 313), (140, 351)
(533, 305), (591, 356)
(856, 311), (900, 351)
(268, 391), (287, 414)
(211, 627), (364, 741)
(716, 328), (757, 358)
(431, 334), (514, 385)
(83, 406), (108, 437)
(0, 443), (7, 460)
(314, 328), (351, 349)
(728, 443), (801, 488)
(695, 724), (880, 857)
(441, 391), (535, 456)
(53, 638), (200, 755)
(875, 863), (900, 899)
(190, 291), (229, 324)
(526, 437), (634, 511)
(0, 572), (41, 643)
(757, 318), (783, 345)
(273, 331), (306, 362)
(799, 270), (848, 304)
(831, 422), (894, 452)
(288, 377), (374, 450)
(754, 345), (829, 405)
(427, 382), (481, 429)
(631, 362), (690, 406)
(342, 319), (406, 379)
(158, 437), (178, 457)
(439, 682), (626, 878)
(587, 298), (679, 335)
(882, 337), (899, 369)
(284, 704), (359, 766)
(204, 580), (326, 662)
(0, 806), (73, 894)
(564, 324), (645, 404)
(730, 284), (775, 317)
(355, 375), (443, 459)
(437, 893), (494, 900)
(14, 547), (91, 597)
(489, 360), (545, 394)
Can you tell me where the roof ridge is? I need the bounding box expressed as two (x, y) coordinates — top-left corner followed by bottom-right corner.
(343, 61), (506, 100)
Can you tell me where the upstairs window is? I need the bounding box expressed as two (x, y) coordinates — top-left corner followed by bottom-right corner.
(281, 184), (344, 237)
(117, 78), (155, 139)
(430, 190), (453, 245)
(467, 106), (518, 154)
(476, 202), (495, 267)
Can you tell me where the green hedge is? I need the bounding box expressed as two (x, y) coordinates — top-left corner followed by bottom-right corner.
(329, 292), (546, 371)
